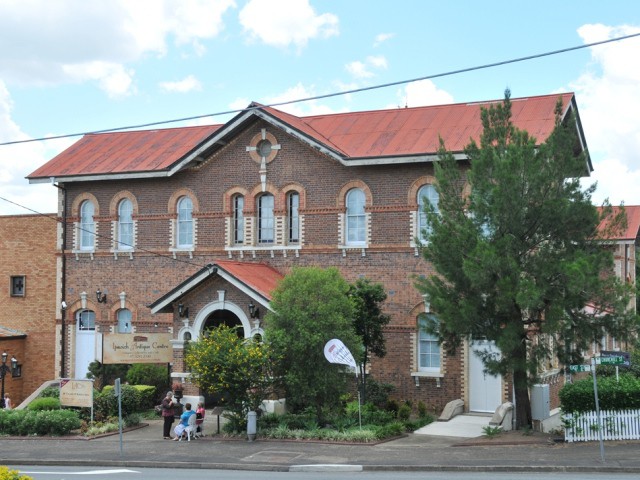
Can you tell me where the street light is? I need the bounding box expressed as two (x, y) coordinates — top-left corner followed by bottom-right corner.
(0, 352), (18, 409)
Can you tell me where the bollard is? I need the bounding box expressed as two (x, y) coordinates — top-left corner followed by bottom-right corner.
(247, 410), (257, 441)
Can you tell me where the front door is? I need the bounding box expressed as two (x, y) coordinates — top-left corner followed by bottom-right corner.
(469, 340), (502, 413)
(75, 310), (96, 379)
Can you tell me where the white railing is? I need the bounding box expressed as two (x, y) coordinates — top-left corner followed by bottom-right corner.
(563, 409), (640, 442)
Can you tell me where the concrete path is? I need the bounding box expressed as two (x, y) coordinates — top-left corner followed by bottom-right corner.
(414, 414), (491, 437)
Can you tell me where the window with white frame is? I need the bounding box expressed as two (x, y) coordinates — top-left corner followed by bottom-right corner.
(79, 200), (95, 250)
(418, 313), (440, 372)
(117, 309), (132, 333)
(78, 310), (96, 331)
(117, 199), (133, 250)
(287, 191), (300, 244)
(417, 184), (439, 243)
(258, 194), (274, 243)
(346, 188), (366, 245)
(177, 196), (193, 248)
(233, 194), (244, 244)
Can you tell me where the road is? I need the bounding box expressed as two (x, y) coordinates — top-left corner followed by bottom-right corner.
(11, 466), (640, 480)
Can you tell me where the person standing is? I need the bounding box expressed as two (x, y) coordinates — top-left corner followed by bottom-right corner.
(161, 391), (175, 439)
(4, 393), (12, 410)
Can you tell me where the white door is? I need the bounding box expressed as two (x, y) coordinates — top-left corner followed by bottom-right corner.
(469, 340), (502, 413)
(75, 310), (97, 379)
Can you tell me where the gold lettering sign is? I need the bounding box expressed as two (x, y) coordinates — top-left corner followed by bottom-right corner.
(102, 333), (173, 364)
(59, 379), (94, 408)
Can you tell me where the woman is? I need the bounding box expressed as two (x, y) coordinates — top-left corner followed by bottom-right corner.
(161, 391), (175, 439)
(4, 393), (12, 410)
(195, 401), (205, 435)
(173, 403), (195, 440)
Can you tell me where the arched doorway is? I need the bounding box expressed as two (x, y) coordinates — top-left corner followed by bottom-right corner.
(75, 309), (96, 379)
(202, 309), (244, 337)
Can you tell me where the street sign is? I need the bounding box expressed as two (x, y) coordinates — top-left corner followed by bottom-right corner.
(569, 364), (591, 373)
(596, 356), (625, 366)
(600, 351), (631, 367)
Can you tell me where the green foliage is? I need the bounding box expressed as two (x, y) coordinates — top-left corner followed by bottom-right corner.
(417, 401), (428, 418)
(38, 386), (60, 398)
(185, 324), (279, 418)
(86, 361), (130, 388)
(397, 403), (411, 421)
(266, 266), (362, 419)
(27, 397), (60, 411)
(94, 384), (143, 420)
(363, 378), (396, 409)
(0, 466), (33, 480)
(0, 409), (81, 436)
(416, 90), (640, 428)
(560, 373), (640, 412)
(482, 425), (503, 437)
(126, 364), (169, 402)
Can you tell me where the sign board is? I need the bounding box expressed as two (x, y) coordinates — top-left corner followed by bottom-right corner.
(595, 356), (625, 366)
(600, 351), (631, 367)
(59, 379), (94, 408)
(569, 364), (591, 373)
(102, 333), (172, 364)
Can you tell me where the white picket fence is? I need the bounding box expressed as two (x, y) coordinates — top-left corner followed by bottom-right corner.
(563, 409), (640, 442)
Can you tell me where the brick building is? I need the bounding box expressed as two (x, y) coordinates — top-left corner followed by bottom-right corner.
(0, 214), (58, 407)
(28, 93), (593, 414)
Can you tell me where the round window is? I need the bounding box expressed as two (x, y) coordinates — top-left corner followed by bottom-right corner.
(256, 139), (272, 158)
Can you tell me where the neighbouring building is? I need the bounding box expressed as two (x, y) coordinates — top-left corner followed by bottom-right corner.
(28, 92), (614, 415)
(0, 214), (58, 407)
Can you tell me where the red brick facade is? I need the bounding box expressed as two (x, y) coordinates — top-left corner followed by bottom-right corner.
(0, 214), (57, 406)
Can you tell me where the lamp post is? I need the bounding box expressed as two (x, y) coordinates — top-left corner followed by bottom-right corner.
(0, 352), (18, 409)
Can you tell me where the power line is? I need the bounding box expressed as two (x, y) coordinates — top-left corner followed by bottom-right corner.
(1, 32), (639, 148)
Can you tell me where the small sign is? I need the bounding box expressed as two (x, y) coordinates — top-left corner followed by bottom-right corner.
(570, 364), (591, 373)
(59, 379), (94, 408)
(600, 351), (631, 367)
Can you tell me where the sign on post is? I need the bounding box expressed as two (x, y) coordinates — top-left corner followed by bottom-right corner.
(569, 364), (591, 373)
(600, 351), (631, 367)
(596, 356), (625, 366)
(59, 379), (94, 408)
(102, 333), (172, 364)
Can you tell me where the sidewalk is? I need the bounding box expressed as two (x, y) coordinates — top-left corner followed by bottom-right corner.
(1, 419), (640, 473)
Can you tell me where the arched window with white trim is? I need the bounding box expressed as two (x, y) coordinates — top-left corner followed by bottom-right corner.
(346, 188), (366, 245)
(117, 199), (133, 250)
(258, 194), (274, 244)
(79, 200), (95, 250)
(233, 194), (244, 244)
(117, 309), (132, 333)
(177, 196), (193, 248)
(418, 184), (439, 242)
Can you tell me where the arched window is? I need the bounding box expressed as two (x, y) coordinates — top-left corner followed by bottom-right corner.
(177, 196), (193, 248)
(79, 201), (95, 250)
(346, 188), (366, 245)
(78, 310), (96, 331)
(258, 194), (274, 243)
(117, 309), (132, 333)
(287, 191), (300, 244)
(418, 185), (439, 242)
(418, 313), (440, 372)
(117, 199), (133, 250)
(233, 195), (244, 244)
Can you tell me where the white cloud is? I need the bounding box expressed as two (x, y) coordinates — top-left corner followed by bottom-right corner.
(570, 24), (640, 205)
(374, 33), (394, 47)
(159, 75), (203, 93)
(345, 56), (388, 79)
(239, 0), (338, 50)
(391, 79), (455, 108)
(367, 55), (388, 69)
(0, 0), (236, 96)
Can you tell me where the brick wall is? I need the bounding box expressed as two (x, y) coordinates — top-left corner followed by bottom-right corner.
(0, 214), (57, 405)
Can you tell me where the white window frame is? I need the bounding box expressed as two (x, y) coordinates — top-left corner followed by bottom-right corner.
(177, 196), (193, 248)
(417, 184), (439, 243)
(79, 200), (95, 251)
(258, 194), (274, 244)
(346, 188), (366, 246)
(77, 310), (96, 331)
(117, 199), (134, 250)
(233, 195), (244, 244)
(117, 309), (132, 333)
(287, 191), (300, 244)
(418, 313), (441, 373)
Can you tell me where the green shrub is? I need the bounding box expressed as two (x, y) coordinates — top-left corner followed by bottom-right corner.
(95, 385), (142, 420)
(0, 466), (33, 479)
(417, 401), (428, 418)
(126, 364), (169, 402)
(363, 378), (396, 409)
(397, 403), (411, 421)
(560, 373), (640, 412)
(27, 397), (61, 411)
(0, 409), (81, 436)
(38, 386), (60, 398)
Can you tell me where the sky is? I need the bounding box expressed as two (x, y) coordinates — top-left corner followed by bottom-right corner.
(1, 0), (639, 215)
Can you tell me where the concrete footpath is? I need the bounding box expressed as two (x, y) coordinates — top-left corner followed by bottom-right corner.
(1, 419), (639, 473)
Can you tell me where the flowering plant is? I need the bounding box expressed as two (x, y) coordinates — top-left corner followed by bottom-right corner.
(172, 382), (183, 391)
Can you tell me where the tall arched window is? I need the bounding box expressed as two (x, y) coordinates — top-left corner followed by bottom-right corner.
(418, 313), (440, 372)
(79, 200), (95, 250)
(418, 184), (439, 242)
(346, 188), (366, 245)
(287, 191), (300, 244)
(258, 194), (274, 243)
(233, 195), (244, 244)
(177, 196), (193, 248)
(117, 199), (133, 249)
(117, 309), (132, 333)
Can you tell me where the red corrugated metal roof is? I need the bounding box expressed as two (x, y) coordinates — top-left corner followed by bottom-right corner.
(28, 124), (221, 179)
(215, 260), (283, 299)
(28, 93), (577, 180)
(597, 206), (640, 241)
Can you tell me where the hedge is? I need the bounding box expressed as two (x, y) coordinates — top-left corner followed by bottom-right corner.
(0, 409), (81, 436)
(559, 373), (640, 413)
